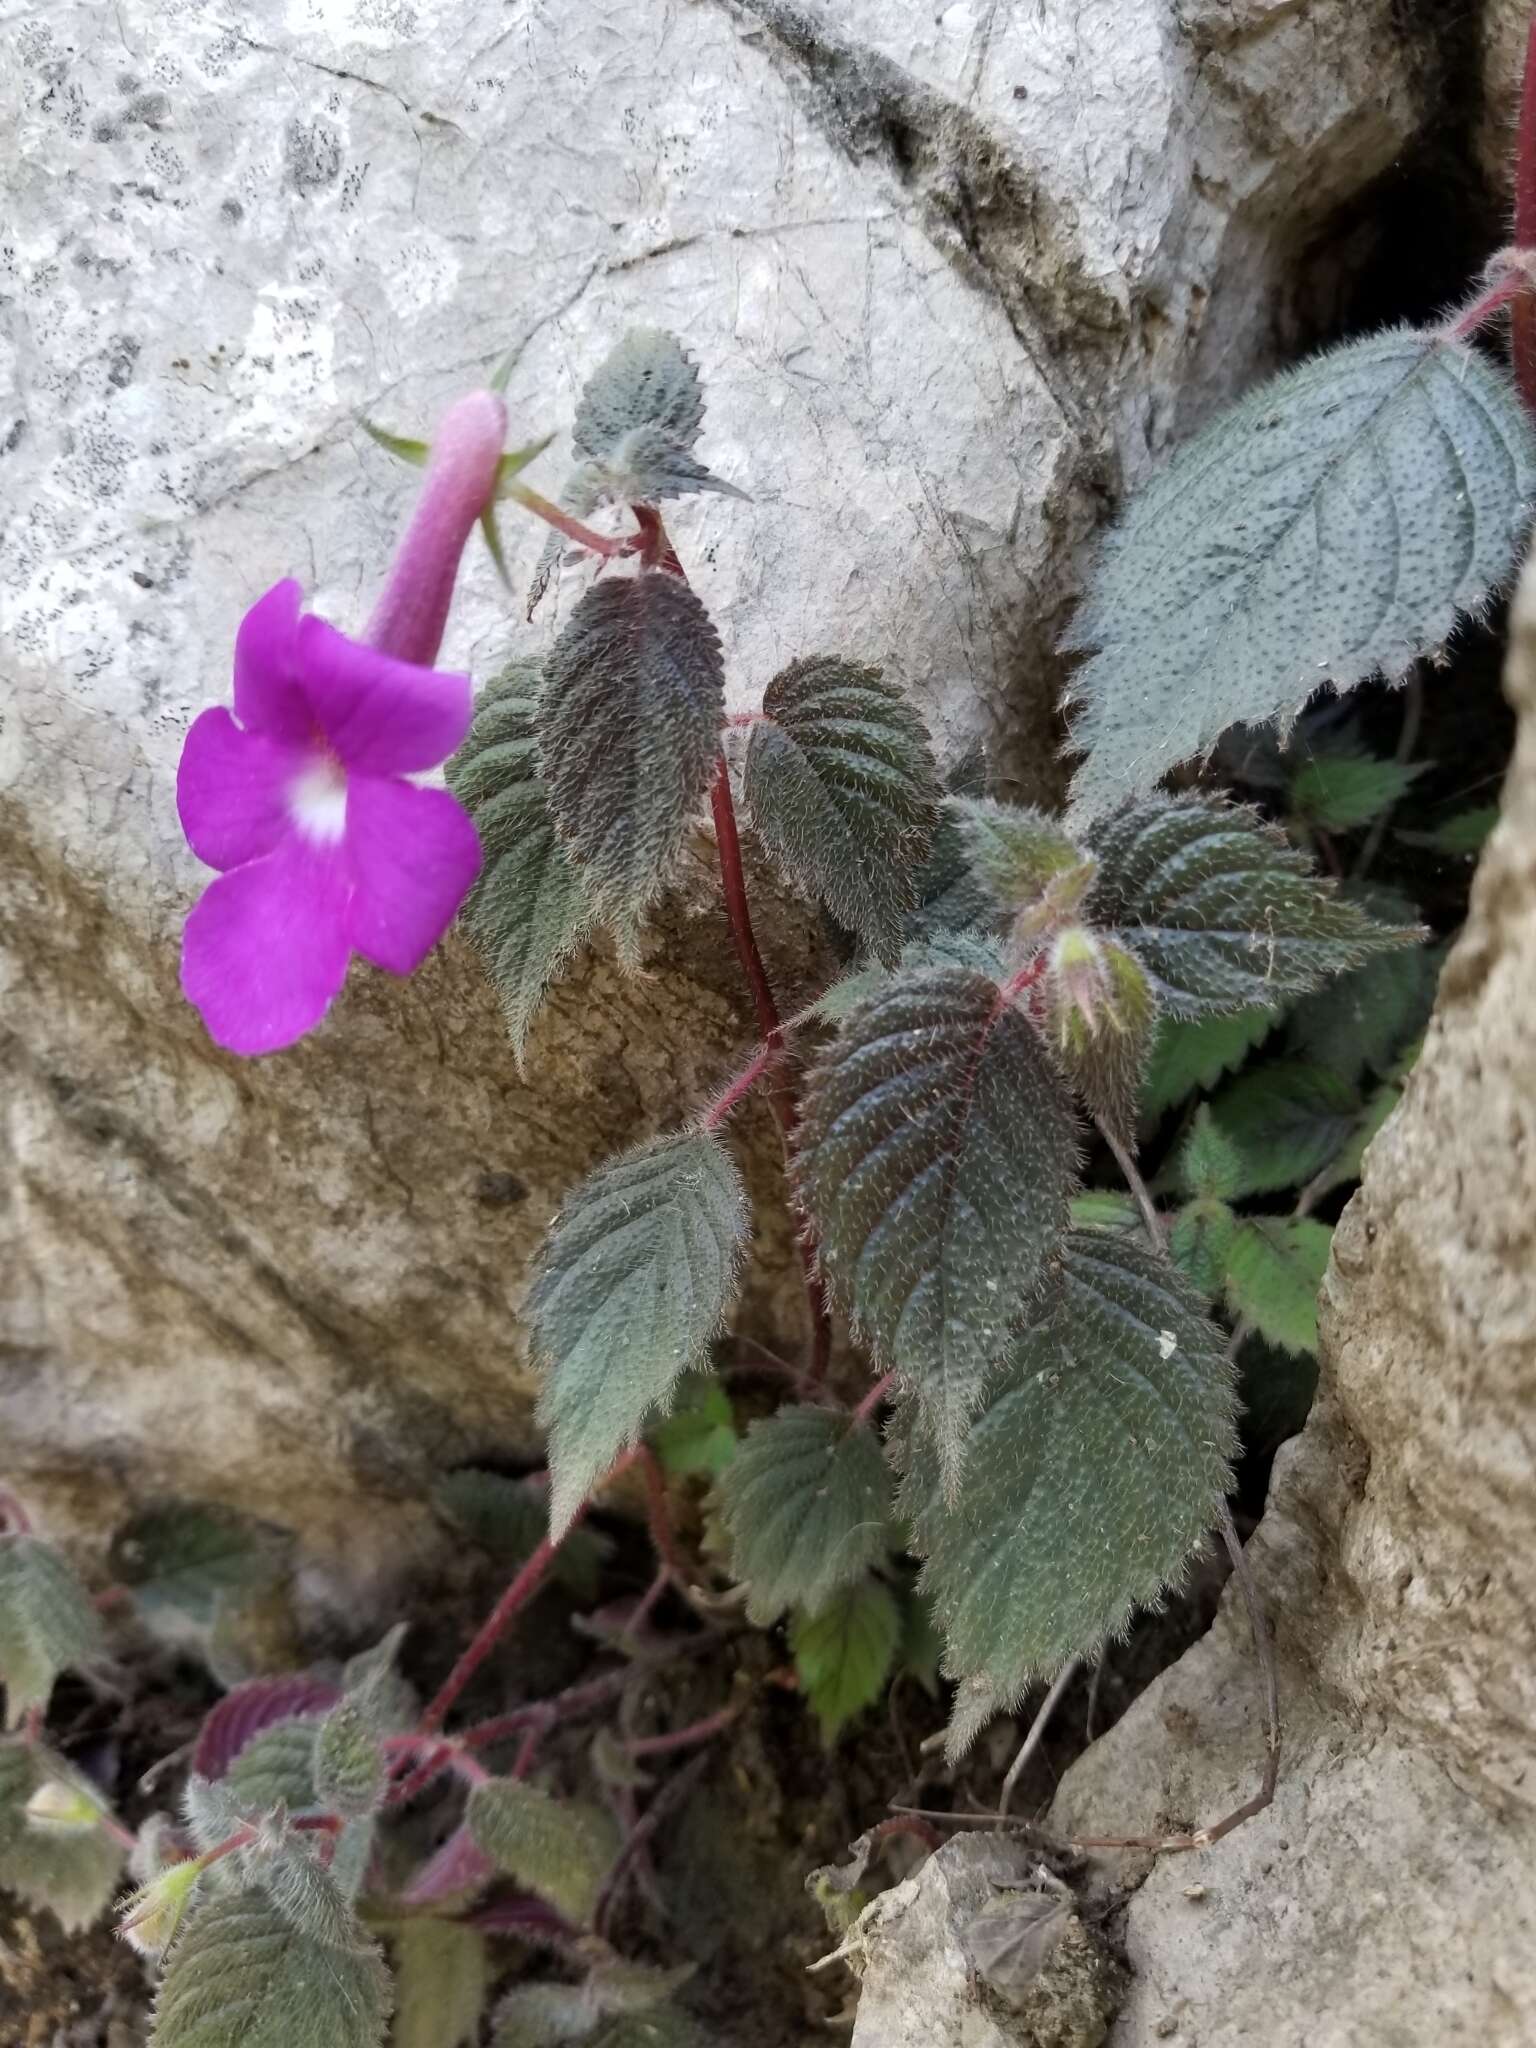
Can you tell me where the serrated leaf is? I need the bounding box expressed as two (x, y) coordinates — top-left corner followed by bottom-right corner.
(573, 331), (705, 463)
(192, 1679), (339, 1782)
(466, 1778), (618, 1927)
(1397, 805), (1498, 857)
(651, 1374), (738, 1479)
(341, 1622), (415, 1733)
(1089, 796), (1417, 1015)
(533, 1131), (750, 1539)
(808, 928), (1005, 1024)
(1066, 328), (1536, 817)
(1174, 1106), (1245, 1203)
(151, 1889), (391, 2048)
(790, 1579), (900, 1743)
(0, 1741), (125, 1931)
(312, 1701), (385, 1819)
(537, 574), (725, 959)
(0, 1533), (104, 1727)
(224, 1719), (322, 1815)
(743, 658), (939, 962)
(1223, 1217), (1333, 1356)
(1284, 885), (1434, 1086)
(1207, 1060), (1361, 1196)
(444, 667), (592, 1065)
(1289, 749), (1425, 831)
(899, 1230), (1238, 1754)
(1140, 1007), (1276, 1118)
(591, 425), (747, 507)
(796, 965), (1080, 1481)
(1168, 1198), (1238, 1302)
(391, 1921), (490, 2048)
(946, 797), (1086, 917)
(182, 1773), (259, 1854)
(431, 1470), (609, 1602)
(110, 1501), (293, 1629)
(259, 1842), (360, 1950)
(718, 1407), (892, 1624)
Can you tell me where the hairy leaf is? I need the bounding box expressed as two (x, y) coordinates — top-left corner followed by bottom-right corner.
(0, 1533), (103, 1727)
(1285, 885), (1434, 1086)
(193, 1680), (338, 1782)
(110, 1502), (293, 1629)
(466, 1778), (618, 1926)
(1168, 1198), (1238, 1302)
(0, 1741), (125, 1931)
(590, 425), (747, 508)
(790, 1578), (901, 1743)
(1289, 749), (1425, 832)
(797, 965), (1079, 1480)
(1140, 1007), (1276, 1118)
(1069, 1191), (1141, 1233)
(444, 666), (592, 1065)
(900, 1231), (1238, 1753)
(538, 574), (725, 959)
(151, 1890), (391, 2048)
(1174, 1106), (1245, 1203)
(259, 1843), (360, 1950)
(391, 1921), (490, 2048)
(312, 1701), (385, 1820)
(1066, 328), (1536, 816)
(340, 1623), (415, 1734)
(1398, 805), (1498, 857)
(810, 928), (1005, 1023)
(533, 1131), (750, 1538)
(744, 658), (939, 961)
(573, 330), (705, 463)
(398, 1823), (497, 1911)
(1223, 1218), (1333, 1355)
(718, 1407), (892, 1624)
(947, 797), (1086, 917)
(651, 1374), (738, 1479)
(224, 1719), (322, 1815)
(1089, 796), (1417, 1015)
(1207, 1060), (1361, 1196)
(1043, 932), (1156, 1143)
(431, 1470), (609, 1601)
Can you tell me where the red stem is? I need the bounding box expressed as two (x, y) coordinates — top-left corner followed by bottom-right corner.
(621, 1702), (741, 1758)
(1514, 14), (1536, 411)
(852, 1371), (896, 1428)
(507, 483), (633, 560)
(701, 1042), (776, 1132)
(1452, 272), (1528, 340)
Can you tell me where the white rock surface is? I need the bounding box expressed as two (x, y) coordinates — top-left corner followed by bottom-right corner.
(0, 0), (1425, 1594)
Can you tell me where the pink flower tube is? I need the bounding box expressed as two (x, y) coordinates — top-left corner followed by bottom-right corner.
(176, 391), (506, 1055)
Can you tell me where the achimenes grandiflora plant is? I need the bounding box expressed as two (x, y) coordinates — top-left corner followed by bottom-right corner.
(6, 79), (1536, 2035)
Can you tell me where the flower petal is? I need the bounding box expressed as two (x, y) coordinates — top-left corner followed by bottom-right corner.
(296, 616), (472, 774)
(345, 776), (482, 975)
(233, 579), (310, 741)
(177, 708), (309, 872)
(182, 841), (351, 1055)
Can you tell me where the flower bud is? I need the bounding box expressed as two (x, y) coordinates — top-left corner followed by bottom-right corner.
(24, 1774), (106, 1835)
(116, 1856), (203, 1957)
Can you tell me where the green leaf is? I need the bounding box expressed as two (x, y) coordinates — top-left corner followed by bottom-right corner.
(361, 419), (428, 467)
(1174, 1106), (1245, 1203)
(1089, 796), (1418, 1015)
(899, 1588), (945, 1697)
(1289, 749), (1425, 831)
(651, 1374), (738, 1479)
(808, 929), (1005, 1024)
(796, 965), (1080, 1484)
(718, 1407), (893, 1624)
(151, 1890), (391, 2048)
(587, 425), (747, 508)
(258, 1843), (361, 1950)
(466, 1778), (619, 1926)
(391, 1921), (490, 2048)
(744, 657), (939, 963)
(907, 749), (999, 936)
(790, 1579), (901, 1743)
(225, 1719), (321, 1815)
(1065, 328), (1536, 817)
(533, 1131), (750, 1538)
(537, 573), (725, 961)
(0, 1533), (103, 1727)
(1168, 1198), (1238, 1302)
(572, 330), (705, 463)
(109, 1501), (293, 1630)
(899, 1230), (1238, 1754)
(1284, 886), (1434, 1086)
(1068, 1191), (1141, 1233)
(1140, 1008), (1276, 1118)
(312, 1701), (385, 1820)
(430, 1470), (609, 1602)
(0, 1741), (125, 1931)
(1223, 1217), (1333, 1356)
(1207, 1060), (1361, 1196)
(1397, 805), (1499, 857)
(944, 797), (1085, 919)
(341, 1622), (416, 1734)
(444, 667), (592, 1066)
(1309, 1082), (1400, 1199)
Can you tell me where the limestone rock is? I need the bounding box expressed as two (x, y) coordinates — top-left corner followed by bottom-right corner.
(1049, 547), (1536, 2044)
(1, 0), (1424, 1597)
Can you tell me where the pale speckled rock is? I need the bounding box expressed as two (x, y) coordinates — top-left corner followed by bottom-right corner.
(0, 0), (1425, 1600)
(1048, 549), (1536, 2046)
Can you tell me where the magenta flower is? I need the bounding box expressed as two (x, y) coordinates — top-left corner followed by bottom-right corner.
(177, 391), (507, 1055)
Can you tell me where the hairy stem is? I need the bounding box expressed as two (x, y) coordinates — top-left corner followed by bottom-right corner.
(851, 1371), (896, 1428)
(621, 1701), (742, 1758)
(701, 1041), (776, 1132)
(505, 483), (633, 559)
(1098, 1119), (1162, 1242)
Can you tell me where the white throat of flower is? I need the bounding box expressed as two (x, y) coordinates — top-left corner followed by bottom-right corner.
(288, 753), (348, 843)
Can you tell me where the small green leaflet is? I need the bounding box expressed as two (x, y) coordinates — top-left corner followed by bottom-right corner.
(390, 1921), (490, 2048)
(533, 1131), (750, 1538)
(1174, 1106), (1245, 1203)
(0, 1533), (103, 1727)
(538, 573), (726, 962)
(651, 1374), (738, 1479)
(1289, 749), (1425, 832)
(150, 1890), (391, 2048)
(899, 1231), (1238, 1755)
(224, 1719), (322, 1814)
(796, 964), (1080, 1486)
(1140, 1007), (1275, 1117)
(1089, 796), (1417, 1015)
(718, 1407), (892, 1624)
(1168, 1199), (1237, 1302)
(1206, 1060), (1361, 1197)
(109, 1500), (293, 1630)
(572, 330), (706, 463)
(312, 1700), (385, 1820)
(1398, 805), (1498, 857)
(790, 1578), (901, 1743)
(1284, 885), (1434, 1086)
(1069, 1190), (1140, 1233)
(744, 658), (940, 963)
(0, 1741), (124, 1932)
(466, 1777), (619, 1926)
(944, 796), (1084, 919)
(431, 1469), (609, 1601)
(1065, 328), (1536, 818)
(444, 666), (592, 1067)
(1223, 1217), (1333, 1355)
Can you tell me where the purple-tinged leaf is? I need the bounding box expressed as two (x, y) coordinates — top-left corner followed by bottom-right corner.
(399, 1823), (497, 1909)
(192, 1677), (339, 1781)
